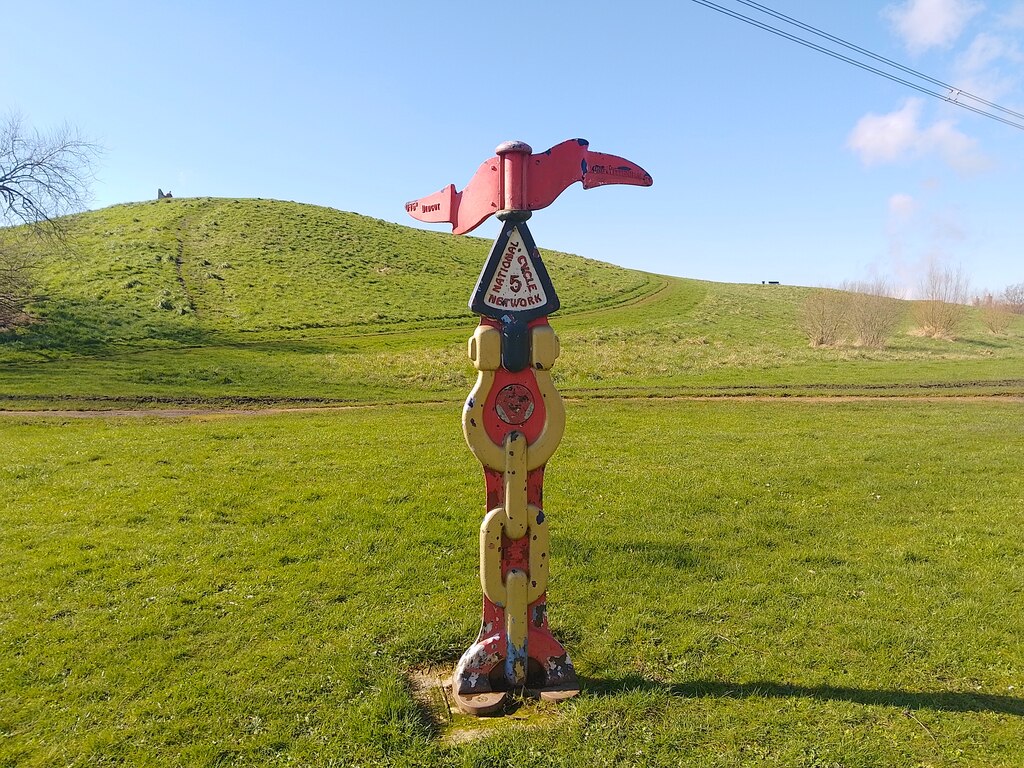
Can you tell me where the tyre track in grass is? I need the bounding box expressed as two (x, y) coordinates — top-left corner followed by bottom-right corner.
(0, 273), (668, 367)
(4, 276), (1022, 416)
(3, 392), (1022, 419)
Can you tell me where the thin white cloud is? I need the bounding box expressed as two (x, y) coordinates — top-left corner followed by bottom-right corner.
(930, 207), (968, 241)
(879, 192), (969, 298)
(953, 32), (1023, 101)
(925, 120), (989, 171)
(1000, 2), (1024, 28)
(888, 193), (917, 219)
(847, 100), (923, 165)
(846, 98), (990, 172)
(959, 31), (1014, 71)
(884, 0), (984, 53)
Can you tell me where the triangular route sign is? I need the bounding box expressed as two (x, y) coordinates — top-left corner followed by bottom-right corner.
(470, 219), (560, 321)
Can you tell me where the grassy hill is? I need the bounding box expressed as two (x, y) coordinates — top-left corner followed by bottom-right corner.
(6, 197), (654, 346)
(1, 197), (1022, 408)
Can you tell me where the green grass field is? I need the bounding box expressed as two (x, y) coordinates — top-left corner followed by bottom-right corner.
(2, 402), (1023, 766)
(2, 199), (1023, 766)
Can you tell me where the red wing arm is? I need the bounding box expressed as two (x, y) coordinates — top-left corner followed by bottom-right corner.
(405, 156), (500, 235)
(526, 139), (653, 212)
(405, 139), (652, 234)
(404, 183), (458, 225)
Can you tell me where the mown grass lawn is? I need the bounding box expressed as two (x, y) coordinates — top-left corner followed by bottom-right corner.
(3, 274), (1023, 410)
(2, 399), (1022, 767)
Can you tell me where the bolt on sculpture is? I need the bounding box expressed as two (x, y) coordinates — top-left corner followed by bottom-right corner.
(406, 138), (652, 715)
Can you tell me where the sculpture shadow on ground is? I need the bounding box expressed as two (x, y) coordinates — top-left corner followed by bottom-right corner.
(582, 676), (1024, 716)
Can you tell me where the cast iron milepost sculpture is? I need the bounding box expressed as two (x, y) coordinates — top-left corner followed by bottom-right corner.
(406, 139), (652, 715)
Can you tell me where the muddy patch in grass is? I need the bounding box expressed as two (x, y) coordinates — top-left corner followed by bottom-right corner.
(406, 666), (566, 745)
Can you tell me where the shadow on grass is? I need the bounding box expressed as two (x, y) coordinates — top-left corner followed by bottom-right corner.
(957, 336), (1013, 350)
(2, 296), (215, 354)
(583, 675), (1024, 716)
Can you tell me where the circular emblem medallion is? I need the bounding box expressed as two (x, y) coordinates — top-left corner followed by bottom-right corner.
(494, 384), (535, 425)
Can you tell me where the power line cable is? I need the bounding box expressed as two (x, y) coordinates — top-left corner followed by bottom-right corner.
(688, 0), (1024, 131)
(732, 0), (1024, 121)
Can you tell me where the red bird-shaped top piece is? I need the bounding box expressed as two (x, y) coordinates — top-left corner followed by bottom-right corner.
(405, 138), (652, 235)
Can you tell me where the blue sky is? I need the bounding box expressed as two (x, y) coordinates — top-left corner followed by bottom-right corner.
(5, 0), (1023, 297)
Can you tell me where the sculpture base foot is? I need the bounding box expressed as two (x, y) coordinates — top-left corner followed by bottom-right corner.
(452, 689), (509, 716)
(538, 682), (581, 703)
(450, 681), (580, 715)
(452, 644), (580, 716)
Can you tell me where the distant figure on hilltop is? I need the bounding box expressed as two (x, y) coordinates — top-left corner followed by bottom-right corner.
(157, 189), (173, 200)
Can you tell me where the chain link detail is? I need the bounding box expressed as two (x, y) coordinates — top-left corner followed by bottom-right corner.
(462, 323), (561, 688)
(463, 326), (565, 472)
(479, 435), (551, 608)
(475, 433), (552, 686)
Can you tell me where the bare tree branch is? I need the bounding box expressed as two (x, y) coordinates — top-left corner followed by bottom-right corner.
(1, 112), (100, 329)
(1, 111), (100, 236)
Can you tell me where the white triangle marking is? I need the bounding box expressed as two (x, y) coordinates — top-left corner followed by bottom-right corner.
(482, 227), (548, 312)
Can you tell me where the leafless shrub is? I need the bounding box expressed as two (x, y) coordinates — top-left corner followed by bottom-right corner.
(799, 288), (847, 346)
(840, 279), (904, 348)
(915, 264), (969, 339)
(973, 292), (1013, 334)
(1005, 282), (1024, 315)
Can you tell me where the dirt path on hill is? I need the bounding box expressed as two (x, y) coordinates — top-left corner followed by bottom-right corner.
(2, 394), (1021, 419)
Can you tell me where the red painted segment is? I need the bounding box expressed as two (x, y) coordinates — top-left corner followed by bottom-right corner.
(403, 183), (457, 224)
(456, 156), (501, 234)
(497, 141), (531, 212)
(479, 317), (549, 446)
(405, 138), (652, 235)
(460, 591), (571, 694)
(528, 140), (653, 211)
(406, 156), (500, 235)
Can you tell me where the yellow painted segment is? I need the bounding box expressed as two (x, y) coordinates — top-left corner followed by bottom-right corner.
(522, 369), (565, 471)
(469, 325), (502, 371)
(526, 504), (550, 603)
(463, 370), (505, 471)
(530, 325), (560, 370)
(479, 507), (507, 606)
(503, 432), (528, 540)
(504, 568), (529, 678)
